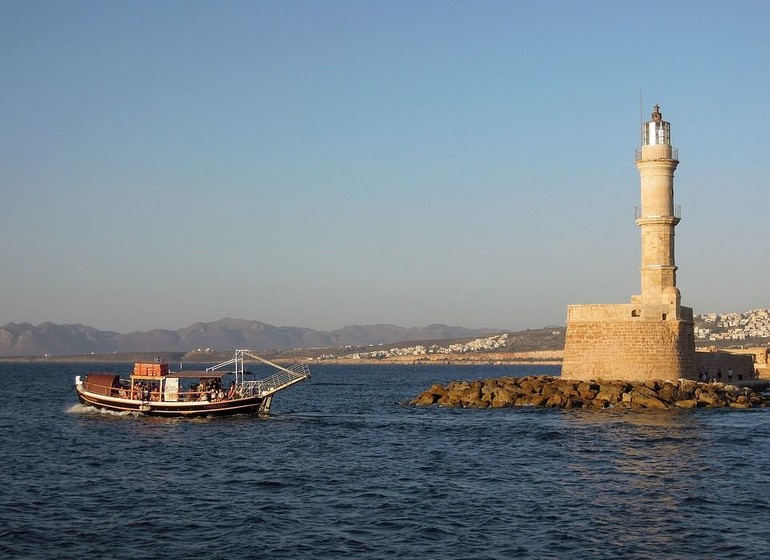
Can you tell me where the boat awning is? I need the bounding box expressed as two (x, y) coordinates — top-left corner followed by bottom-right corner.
(165, 370), (233, 379)
(84, 373), (120, 396)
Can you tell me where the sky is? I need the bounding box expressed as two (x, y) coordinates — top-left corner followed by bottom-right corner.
(1, 0), (768, 334)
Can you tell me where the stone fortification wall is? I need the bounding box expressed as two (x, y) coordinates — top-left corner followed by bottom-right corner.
(752, 347), (770, 366)
(562, 303), (696, 381)
(566, 304), (636, 322)
(742, 347), (770, 379)
(567, 303), (693, 323)
(695, 350), (757, 382)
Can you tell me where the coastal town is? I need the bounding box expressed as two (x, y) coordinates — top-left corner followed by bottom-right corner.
(694, 309), (770, 343)
(323, 333), (513, 361)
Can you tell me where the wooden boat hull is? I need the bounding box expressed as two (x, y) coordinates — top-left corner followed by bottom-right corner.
(76, 386), (273, 417)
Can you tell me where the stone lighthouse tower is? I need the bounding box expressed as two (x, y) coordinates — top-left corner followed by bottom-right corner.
(561, 105), (696, 382)
(634, 105), (681, 316)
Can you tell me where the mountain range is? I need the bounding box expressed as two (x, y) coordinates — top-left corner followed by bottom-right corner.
(0, 319), (498, 357)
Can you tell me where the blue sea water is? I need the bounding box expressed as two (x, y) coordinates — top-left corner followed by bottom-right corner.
(1, 362), (769, 559)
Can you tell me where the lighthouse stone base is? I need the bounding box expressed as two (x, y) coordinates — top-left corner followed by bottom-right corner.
(561, 303), (697, 382)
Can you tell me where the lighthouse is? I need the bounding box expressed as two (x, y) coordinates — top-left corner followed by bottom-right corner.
(634, 105), (682, 318)
(561, 105), (696, 382)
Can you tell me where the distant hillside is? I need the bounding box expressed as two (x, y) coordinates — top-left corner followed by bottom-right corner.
(0, 319), (498, 358)
(2, 309), (766, 359)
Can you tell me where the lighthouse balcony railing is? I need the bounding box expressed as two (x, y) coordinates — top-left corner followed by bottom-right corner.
(635, 147), (678, 161)
(635, 205), (681, 220)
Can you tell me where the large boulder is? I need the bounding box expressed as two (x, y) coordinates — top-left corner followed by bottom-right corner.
(595, 382), (626, 405)
(630, 392), (669, 409)
(657, 382), (684, 402)
(492, 387), (517, 408)
(412, 383), (446, 406)
(697, 388), (727, 407)
(673, 399), (699, 408)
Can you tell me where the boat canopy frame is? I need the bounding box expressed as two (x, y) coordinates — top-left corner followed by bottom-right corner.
(205, 349), (311, 398)
(165, 370), (230, 379)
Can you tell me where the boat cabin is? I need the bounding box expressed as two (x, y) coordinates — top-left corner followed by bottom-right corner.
(129, 366), (234, 403)
(83, 373), (121, 396)
(82, 362), (237, 403)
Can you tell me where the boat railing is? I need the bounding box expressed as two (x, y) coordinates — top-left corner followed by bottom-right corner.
(240, 362), (311, 397)
(107, 387), (160, 401)
(94, 384), (196, 402)
(106, 384), (243, 403)
(98, 374), (309, 402)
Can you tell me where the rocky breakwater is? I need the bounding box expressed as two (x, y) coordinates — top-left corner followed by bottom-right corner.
(411, 376), (770, 410)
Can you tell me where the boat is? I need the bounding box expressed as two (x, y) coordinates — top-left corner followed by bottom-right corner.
(74, 349), (310, 417)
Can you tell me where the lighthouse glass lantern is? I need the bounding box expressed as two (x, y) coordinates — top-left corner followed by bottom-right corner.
(643, 104), (670, 146)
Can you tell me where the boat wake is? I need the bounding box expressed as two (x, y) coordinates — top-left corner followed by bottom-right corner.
(66, 403), (139, 417)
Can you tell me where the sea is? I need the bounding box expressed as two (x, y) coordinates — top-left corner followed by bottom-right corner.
(1, 362), (769, 560)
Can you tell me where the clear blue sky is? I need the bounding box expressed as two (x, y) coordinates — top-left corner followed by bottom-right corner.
(1, 0), (768, 333)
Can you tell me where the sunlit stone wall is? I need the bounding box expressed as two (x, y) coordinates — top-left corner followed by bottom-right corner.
(561, 303), (697, 381)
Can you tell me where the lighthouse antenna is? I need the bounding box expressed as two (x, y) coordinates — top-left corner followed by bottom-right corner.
(639, 90), (644, 146)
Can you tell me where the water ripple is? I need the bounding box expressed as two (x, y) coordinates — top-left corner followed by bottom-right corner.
(1, 363), (769, 558)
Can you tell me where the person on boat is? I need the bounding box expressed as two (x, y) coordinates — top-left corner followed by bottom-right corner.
(227, 381), (236, 400)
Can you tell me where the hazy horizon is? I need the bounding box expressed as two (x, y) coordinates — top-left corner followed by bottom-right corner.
(2, 307), (764, 338)
(2, 1), (768, 333)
